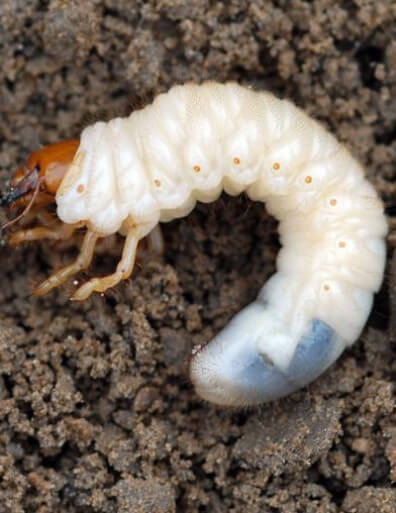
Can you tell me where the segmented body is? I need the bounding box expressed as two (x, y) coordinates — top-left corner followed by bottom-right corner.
(48, 83), (388, 405)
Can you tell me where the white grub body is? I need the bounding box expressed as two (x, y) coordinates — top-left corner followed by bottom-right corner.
(56, 82), (387, 406)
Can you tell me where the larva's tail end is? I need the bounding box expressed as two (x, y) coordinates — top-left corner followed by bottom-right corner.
(190, 302), (346, 407)
(190, 341), (295, 408)
(189, 302), (294, 407)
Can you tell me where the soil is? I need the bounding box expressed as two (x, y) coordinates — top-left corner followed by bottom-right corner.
(0, 1), (395, 512)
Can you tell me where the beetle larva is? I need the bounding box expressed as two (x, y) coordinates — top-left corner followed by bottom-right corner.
(1, 82), (387, 406)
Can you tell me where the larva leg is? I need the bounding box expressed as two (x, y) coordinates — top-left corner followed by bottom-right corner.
(33, 230), (99, 296)
(33, 210), (59, 227)
(72, 225), (140, 301)
(9, 221), (81, 246)
(9, 208), (57, 232)
(147, 224), (164, 255)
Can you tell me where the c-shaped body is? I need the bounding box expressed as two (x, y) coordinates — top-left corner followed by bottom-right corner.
(27, 83), (392, 405)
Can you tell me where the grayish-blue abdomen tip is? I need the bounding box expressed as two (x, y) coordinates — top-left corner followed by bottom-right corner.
(190, 304), (346, 406)
(288, 319), (339, 385)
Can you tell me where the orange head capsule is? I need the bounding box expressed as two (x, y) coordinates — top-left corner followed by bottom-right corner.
(0, 140), (79, 225)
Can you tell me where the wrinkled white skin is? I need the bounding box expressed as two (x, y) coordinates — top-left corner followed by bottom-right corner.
(56, 82), (387, 406)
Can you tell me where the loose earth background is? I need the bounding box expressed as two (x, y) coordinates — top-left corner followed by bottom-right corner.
(0, 1), (395, 512)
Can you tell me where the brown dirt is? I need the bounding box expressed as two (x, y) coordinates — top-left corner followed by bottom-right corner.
(0, 1), (395, 512)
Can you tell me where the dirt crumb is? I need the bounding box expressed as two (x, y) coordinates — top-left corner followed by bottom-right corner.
(111, 477), (176, 513)
(233, 397), (342, 475)
(343, 487), (396, 513)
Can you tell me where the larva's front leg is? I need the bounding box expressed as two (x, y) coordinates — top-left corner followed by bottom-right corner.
(72, 222), (141, 301)
(33, 230), (99, 296)
(12, 208), (56, 229)
(9, 221), (82, 246)
(8, 209), (58, 244)
(146, 224), (164, 255)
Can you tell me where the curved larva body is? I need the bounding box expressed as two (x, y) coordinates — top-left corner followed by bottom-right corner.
(56, 82), (387, 406)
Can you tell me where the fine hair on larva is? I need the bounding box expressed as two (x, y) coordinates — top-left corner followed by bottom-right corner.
(3, 82), (388, 407)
